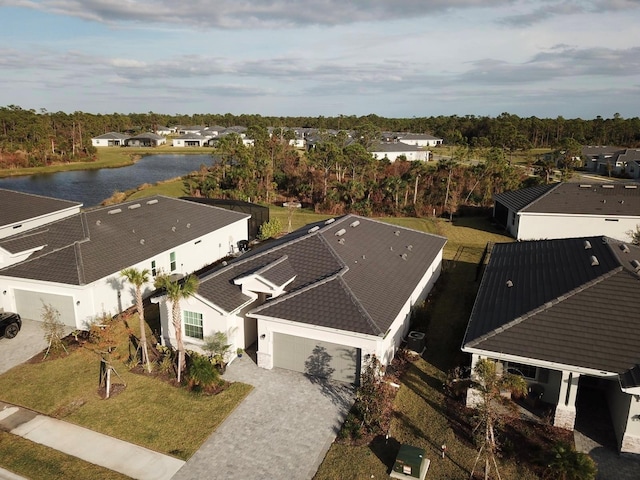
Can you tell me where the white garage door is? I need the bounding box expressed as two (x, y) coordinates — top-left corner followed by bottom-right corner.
(14, 290), (76, 327)
(273, 333), (360, 384)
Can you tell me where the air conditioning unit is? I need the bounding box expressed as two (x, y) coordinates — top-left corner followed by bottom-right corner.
(406, 331), (426, 354)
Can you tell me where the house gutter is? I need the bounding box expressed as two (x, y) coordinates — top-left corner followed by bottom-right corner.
(462, 346), (618, 378)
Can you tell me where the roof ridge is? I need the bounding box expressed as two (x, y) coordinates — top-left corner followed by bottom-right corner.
(74, 242), (86, 285)
(467, 265), (624, 348)
(334, 274), (385, 336)
(520, 182), (562, 212)
(254, 254), (289, 276)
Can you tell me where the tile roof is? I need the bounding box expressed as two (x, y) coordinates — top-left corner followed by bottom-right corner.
(197, 215), (447, 336)
(0, 189), (81, 227)
(463, 236), (640, 374)
(0, 196), (249, 285)
(495, 182), (640, 216)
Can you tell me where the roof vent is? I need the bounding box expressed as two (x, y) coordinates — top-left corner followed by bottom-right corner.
(394, 230), (400, 236)
(338, 238), (345, 245)
(186, 223), (191, 228)
(602, 199), (606, 203)
(350, 220), (360, 228)
(579, 184), (592, 188)
(590, 255), (600, 266)
(506, 280), (514, 288)
(335, 228), (346, 237)
(96, 220), (101, 225)
(621, 243), (630, 253)
(624, 185), (638, 189)
(108, 208), (122, 215)
(140, 239), (145, 245)
(602, 184), (614, 189)
(222, 261), (227, 266)
(128, 203), (141, 210)
(171, 226), (176, 232)
(407, 245), (413, 251)
(308, 226), (320, 234)
(146, 199), (159, 205)
(324, 218), (335, 224)
(401, 253), (408, 260)
(584, 240), (592, 250)
(631, 259), (640, 270)
(362, 255), (366, 260)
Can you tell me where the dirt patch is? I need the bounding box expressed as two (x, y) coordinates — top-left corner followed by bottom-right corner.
(97, 383), (127, 400)
(26, 334), (83, 363)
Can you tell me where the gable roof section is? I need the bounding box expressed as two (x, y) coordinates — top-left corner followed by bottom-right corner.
(463, 236), (640, 373)
(0, 189), (81, 228)
(0, 196), (249, 285)
(92, 132), (129, 140)
(493, 183), (559, 212)
(197, 215), (447, 336)
(495, 182), (640, 216)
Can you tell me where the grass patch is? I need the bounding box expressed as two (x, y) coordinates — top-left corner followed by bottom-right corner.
(0, 314), (252, 462)
(0, 431), (131, 480)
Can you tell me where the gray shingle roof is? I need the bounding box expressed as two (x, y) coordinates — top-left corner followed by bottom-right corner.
(0, 196), (249, 285)
(197, 215), (447, 336)
(92, 132), (130, 140)
(493, 183), (559, 212)
(494, 182), (640, 216)
(0, 189), (81, 228)
(463, 236), (640, 374)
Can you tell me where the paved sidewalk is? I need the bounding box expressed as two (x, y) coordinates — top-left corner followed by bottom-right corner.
(172, 355), (354, 480)
(0, 401), (184, 480)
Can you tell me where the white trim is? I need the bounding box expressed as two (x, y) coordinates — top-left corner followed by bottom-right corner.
(463, 346), (617, 378)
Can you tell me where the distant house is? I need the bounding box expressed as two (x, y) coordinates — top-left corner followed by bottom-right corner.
(178, 126), (207, 135)
(493, 182), (640, 242)
(370, 142), (430, 162)
(124, 133), (166, 147)
(153, 215), (446, 384)
(172, 133), (210, 147)
(155, 126), (174, 136)
(0, 196), (249, 329)
(462, 236), (640, 454)
(395, 133), (443, 147)
(91, 132), (129, 147)
(582, 146), (624, 173)
(0, 189), (81, 240)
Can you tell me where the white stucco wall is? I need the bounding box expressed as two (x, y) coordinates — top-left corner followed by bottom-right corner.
(516, 213), (640, 242)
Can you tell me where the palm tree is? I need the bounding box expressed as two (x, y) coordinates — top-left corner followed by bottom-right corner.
(121, 268), (152, 373)
(154, 274), (199, 383)
(470, 358), (528, 480)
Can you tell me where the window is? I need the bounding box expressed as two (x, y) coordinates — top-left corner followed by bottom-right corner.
(184, 311), (203, 339)
(170, 252), (176, 271)
(506, 362), (537, 380)
(151, 260), (157, 277)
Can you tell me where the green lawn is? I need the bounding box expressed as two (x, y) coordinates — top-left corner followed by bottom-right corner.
(0, 314), (252, 464)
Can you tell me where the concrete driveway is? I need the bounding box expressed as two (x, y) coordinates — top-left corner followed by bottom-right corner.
(0, 318), (69, 375)
(172, 355), (354, 480)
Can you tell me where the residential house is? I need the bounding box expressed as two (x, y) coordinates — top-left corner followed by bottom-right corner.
(155, 126), (174, 136)
(0, 189), (81, 240)
(124, 133), (166, 147)
(582, 145), (624, 174)
(462, 236), (640, 454)
(172, 133), (211, 147)
(493, 182), (640, 242)
(395, 133), (443, 147)
(370, 142), (430, 162)
(91, 132), (130, 147)
(154, 215), (446, 384)
(0, 196), (249, 329)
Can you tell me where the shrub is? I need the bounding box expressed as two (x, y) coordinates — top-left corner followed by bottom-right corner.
(544, 442), (597, 480)
(186, 353), (220, 392)
(257, 218), (283, 240)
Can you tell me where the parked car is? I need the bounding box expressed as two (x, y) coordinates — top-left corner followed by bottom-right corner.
(0, 312), (21, 339)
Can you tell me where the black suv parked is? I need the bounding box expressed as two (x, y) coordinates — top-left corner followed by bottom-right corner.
(0, 312), (21, 339)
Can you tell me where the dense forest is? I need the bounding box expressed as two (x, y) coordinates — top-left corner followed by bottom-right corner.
(2, 105), (638, 217)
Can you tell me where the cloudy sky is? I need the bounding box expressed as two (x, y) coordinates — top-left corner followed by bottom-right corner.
(1, 0), (639, 119)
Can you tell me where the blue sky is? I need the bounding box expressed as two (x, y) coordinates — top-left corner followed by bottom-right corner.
(1, 0), (639, 119)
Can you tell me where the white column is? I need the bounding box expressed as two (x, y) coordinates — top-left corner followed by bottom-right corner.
(554, 370), (580, 430)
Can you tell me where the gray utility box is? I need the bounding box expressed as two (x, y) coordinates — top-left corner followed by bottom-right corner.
(390, 444), (430, 480)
